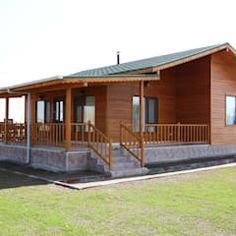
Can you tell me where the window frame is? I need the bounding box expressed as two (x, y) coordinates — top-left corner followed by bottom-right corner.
(145, 97), (158, 124)
(36, 100), (50, 123)
(73, 95), (96, 125)
(131, 95), (158, 132)
(225, 95), (236, 126)
(53, 98), (65, 123)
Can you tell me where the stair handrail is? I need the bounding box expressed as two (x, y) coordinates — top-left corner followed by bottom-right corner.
(88, 121), (113, 170)
(120, 122), (144, 167)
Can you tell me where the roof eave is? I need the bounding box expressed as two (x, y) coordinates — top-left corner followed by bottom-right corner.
(152, 43), (232, 72)
(0, 74), (160, 96)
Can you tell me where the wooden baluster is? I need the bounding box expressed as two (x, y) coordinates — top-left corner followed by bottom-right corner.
(82, 124), (84, 146)
(60, 124), (62, 145)
(49, 124), (52, 145)
(203, 126), (205, 142)
(187, 126), (188, 143)
(167, 125), (170, 143)
(88, 121), (91, 148)
(185, 126), (187, 143)
(165, 125), (167, 143)
(109, 139), (112, 170)
(54, 124), (57, 146)
(46, 124), (48, 145)
(200, 126), (202, 143)
(177, 123), (180, 143)
(196, 126), (198, 143)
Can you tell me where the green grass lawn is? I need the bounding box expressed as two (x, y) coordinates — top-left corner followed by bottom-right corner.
(0, 167), (235, 236)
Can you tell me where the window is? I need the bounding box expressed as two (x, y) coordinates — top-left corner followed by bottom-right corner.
(132, 96), (145, 132)
(146, 98), (158, 124)
(54, 99), (64, 123)
(36, 100), (50, 123)
(73, 96), (95, 129)
(36, 101), (45, 123)
(132, 96), (158, 132)
(226, 96), (236, 125)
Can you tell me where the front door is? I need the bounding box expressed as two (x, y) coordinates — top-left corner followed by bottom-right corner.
(74, 96), (95, 125)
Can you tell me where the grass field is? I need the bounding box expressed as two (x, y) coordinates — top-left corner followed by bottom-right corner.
(0, 166), (235, 236)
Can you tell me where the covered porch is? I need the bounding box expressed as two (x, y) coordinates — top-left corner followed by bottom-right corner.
(0, 79), (210, 171)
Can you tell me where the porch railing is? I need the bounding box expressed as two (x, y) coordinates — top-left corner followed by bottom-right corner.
(32, 123), (66, 147)
(120, 122), (209, 167)
(0, 122), (26, 144)
(144, 123), (209, 145)
(8, 123), (27, 144)
(120, 122), (144, 167)
(0, 123), (4, 142)
(88, 121), (113, 170)
(71, 123), (87, 147)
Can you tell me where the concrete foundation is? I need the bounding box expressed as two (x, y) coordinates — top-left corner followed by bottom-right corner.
(0, 143), (104, 173)
(0, 143), (236, 174)
(144, 144), (236, 164)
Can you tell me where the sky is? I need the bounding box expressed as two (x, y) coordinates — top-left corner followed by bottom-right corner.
(0, 0), (236, 122)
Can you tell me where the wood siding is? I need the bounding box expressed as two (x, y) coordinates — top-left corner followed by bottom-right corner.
(106, 73), (177, 142)
(211, 50), (236, 144)
(30, 57), (211, 143)
(106, 57), (210, 142)
(175, 57), (210, 124)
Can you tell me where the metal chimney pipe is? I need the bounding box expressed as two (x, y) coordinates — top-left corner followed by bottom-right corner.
(117, 51), (120, 64)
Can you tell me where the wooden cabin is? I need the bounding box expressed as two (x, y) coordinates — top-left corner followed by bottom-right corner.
(0, 43), (236, 176)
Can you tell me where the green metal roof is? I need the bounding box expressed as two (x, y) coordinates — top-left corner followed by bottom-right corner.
(0, 42), (233, 93)
(67, 43), (229, 77)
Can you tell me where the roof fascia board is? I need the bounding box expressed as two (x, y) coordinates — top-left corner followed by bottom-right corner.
(0, 75), (160, 94)
(152, 45), (231, 72)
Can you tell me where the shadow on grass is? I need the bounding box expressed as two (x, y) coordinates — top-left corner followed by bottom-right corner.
(0, 161), (100, 190)
(0, 162), (47, 190)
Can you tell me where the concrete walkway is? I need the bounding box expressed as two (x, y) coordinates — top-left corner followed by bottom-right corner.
(1, 162), (235, 190)
(72, 162), (236, 190)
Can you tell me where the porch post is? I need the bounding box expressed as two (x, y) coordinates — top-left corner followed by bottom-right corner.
(139, 80), (144, 166)
(30, 94), (36, 145)
(4, 97), (9, 144)
(24, 95), (27, 124)
(65, 87), (72, 151)
(139, 80), (144, 136)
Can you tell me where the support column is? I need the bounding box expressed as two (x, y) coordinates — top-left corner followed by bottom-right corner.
(66, 87), (72, 151)
(24, 95), (28, 123)
(30, 94), (36, 145)
(4, 97), (9, 143)
(139, 80), (144, 166)
(26, 93), (31, 163)
(139, 80), (144, 136)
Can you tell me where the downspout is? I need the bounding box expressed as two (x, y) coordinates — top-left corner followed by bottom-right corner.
(7, 89), (31, 164)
